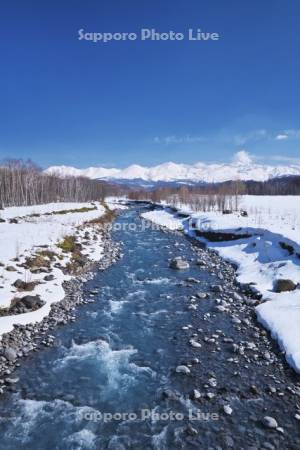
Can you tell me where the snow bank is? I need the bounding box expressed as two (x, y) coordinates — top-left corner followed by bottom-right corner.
(105, 196), (128, 211)
(257, 294), (300, 372)
(0, 202), (96, 220)
(141, 196), (300, 373)
(0, 202), (106, 336)
(0, 268), (67, 335)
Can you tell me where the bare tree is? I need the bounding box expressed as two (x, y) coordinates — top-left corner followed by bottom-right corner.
(0, 159), (121, 207)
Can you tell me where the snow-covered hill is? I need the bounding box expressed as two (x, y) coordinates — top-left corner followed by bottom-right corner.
(45, 151), (300, 184)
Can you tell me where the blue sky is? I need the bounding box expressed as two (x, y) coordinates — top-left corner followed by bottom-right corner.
(0, 0), (300, 168)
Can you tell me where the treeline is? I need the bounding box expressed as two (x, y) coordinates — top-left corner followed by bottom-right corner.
(128, 181), (245, 212)
(245, 176), (300, 195)
(0, 159), (121, 207)
(129, 176), (300, 201)
(128, 176), (300, 212)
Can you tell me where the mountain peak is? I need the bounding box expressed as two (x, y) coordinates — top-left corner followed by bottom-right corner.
(45, 152), (300, 185)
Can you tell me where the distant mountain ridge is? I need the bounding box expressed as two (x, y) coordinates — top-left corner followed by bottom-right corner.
(45, 151), (300, 185)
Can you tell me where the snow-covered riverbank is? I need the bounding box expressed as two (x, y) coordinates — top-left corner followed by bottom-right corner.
(141, 196), (300, 373)
(0, 201), (123, 336)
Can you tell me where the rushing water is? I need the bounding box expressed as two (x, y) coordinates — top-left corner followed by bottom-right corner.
(0, 208), (298, 449)
(0, 208), (219, 449)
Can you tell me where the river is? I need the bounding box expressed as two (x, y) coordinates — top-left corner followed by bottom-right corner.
(0, 207), (299, 449)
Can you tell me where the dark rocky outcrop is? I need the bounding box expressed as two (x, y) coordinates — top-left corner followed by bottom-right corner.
(195, 230), (251, 242)
(274, 279), (297, 292)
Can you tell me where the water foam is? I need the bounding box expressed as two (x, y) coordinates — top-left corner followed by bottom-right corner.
(152, 425), (169, 449)
(55, 339), (155, 395)
(109, 300), (128, 313)
(65, 428), (97, 449)
(1, 395), (100, 446)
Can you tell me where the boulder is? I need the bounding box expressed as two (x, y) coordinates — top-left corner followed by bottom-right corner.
(211, 284), (223, 293)
(30, 267), (47, 274)
(215, 305), (226, 313)
(274, 279), (297, 292)
(196, 259), (206, 266)
(5, 377), (19, 385)
(262, 416), (278, 429)
(185, 425), (198, 436)
(169, 258), (190, 270)
(3, 347), (17, 362)
(186, 277), (200, 284)
(191, 389), (202, 399)
(44, 274), (54, 281)
(175, 365), (191, 374)
(161, 389), (179, 401)
(223, 405), (233, 415)
(13, 279), (25, 289)
(19, 295), (45, 309)
(189, 339), (202, 348)
(13, 279), (36, 292)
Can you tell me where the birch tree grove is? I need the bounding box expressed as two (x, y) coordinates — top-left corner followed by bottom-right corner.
(0, 159), (118, 207)
(128, 176), (300, 211)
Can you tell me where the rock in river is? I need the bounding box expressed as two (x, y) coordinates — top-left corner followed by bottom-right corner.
(189, 339), (202, 348)
(170, 257), (190, 270)
(223, 405), (233, 415)
(262, 416), (278, 429)
(175, 365), (191, 374)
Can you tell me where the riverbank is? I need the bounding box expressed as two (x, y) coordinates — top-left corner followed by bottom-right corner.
(0, 201), (124, 392)
(140, 197), (300, 374)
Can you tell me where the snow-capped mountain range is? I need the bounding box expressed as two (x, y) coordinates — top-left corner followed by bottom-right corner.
(45, 151), (300, 185)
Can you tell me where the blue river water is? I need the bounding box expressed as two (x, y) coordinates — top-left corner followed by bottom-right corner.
(0, 207), (298, 449)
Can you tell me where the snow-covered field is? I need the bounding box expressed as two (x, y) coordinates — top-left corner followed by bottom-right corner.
(0, 202), (97, 221)
(142, 196), (300, 373)
(0, 202), (107, 336)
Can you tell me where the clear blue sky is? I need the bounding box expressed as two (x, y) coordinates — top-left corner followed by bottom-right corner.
(0, 0), (300, 168)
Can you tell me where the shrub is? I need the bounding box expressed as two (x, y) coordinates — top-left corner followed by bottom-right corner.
(57, 235), (77, 252)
